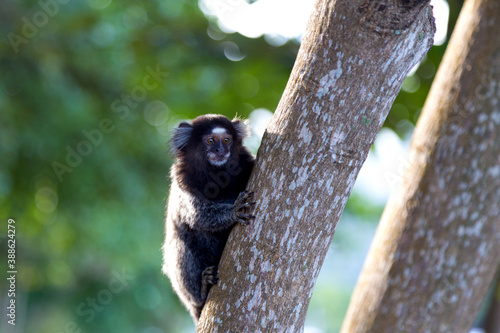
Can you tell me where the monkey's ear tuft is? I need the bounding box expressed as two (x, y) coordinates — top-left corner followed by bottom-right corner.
(171, 122), (193, 153)
(232, 118), (251, 139)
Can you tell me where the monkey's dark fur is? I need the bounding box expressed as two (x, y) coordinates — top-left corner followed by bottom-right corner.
(162, 114), (255, 323)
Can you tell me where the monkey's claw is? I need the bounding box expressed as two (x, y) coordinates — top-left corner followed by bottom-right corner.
(234, 191), (256, 225)
(202, 266), (219, 286)
(236, 212), (256, 225)
(235, 191), (256, 209)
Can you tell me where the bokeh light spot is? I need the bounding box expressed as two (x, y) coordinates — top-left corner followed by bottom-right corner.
(401, 75), (421, 93)
(144, 101), (170, 127)
(223, 42), (246, 61)
(135, 284), (162, 310)
(35, 187), (58, 213)
(123, 6), (148, 29)
(88, 0), (112, 10)
(91, 22), (116, 47)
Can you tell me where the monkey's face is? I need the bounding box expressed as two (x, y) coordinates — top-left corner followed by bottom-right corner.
(203, 127), (233, 167)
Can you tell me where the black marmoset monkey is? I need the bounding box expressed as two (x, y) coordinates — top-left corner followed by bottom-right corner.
(162, 114), (255, 323)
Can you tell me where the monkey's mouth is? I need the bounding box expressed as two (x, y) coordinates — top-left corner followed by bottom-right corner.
(208, 152), (229, 166)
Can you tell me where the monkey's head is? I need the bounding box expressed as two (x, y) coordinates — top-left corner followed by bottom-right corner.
(171, 114), (250, 167)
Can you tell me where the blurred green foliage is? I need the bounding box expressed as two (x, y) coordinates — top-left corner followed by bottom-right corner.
(0, 0), (460, 332)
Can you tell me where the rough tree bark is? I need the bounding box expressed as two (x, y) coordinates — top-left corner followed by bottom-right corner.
(198, 1), (435, 331)
(341, 0), (500, 332)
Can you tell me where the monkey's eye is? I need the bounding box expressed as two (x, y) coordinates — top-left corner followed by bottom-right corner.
(223, 138), (231, 144)
(206, 138), (215, 145)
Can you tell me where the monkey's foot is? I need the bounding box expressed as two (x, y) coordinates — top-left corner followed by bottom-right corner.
(202, 266), (219, 286)
(201, 266), (219, 300)
(234, 191), (256, 225)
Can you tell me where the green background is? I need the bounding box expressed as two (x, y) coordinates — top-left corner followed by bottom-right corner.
(0, 0), (469, 332)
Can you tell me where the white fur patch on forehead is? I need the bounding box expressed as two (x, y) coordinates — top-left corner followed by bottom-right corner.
(211, 127), (228, 134)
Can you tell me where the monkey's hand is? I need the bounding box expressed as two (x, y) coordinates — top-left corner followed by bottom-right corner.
(233, 191), (256, 225)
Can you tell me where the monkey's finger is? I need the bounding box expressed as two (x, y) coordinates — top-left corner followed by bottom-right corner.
(238, 201), (256, 210)
(237, 212), (255, 222)
(244, 192), (255, 202)
(236, 191), (247, 200)
(236, 216), (252, 225)
(236, 212), (250, 218)
(202, 266), (218, 275)
(208, 276), (219, 285)
(238, 190), (254, 201)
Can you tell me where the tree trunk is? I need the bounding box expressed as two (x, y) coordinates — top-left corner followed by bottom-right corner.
(341, 0), (500, 332)
(197, 1), (435, 331)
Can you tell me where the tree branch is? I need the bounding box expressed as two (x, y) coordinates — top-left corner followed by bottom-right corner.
(198, 0), (435, 331)
(341, 0), (500, 331)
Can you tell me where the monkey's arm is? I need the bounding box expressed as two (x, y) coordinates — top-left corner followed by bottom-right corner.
(179, 191), (255, 232)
